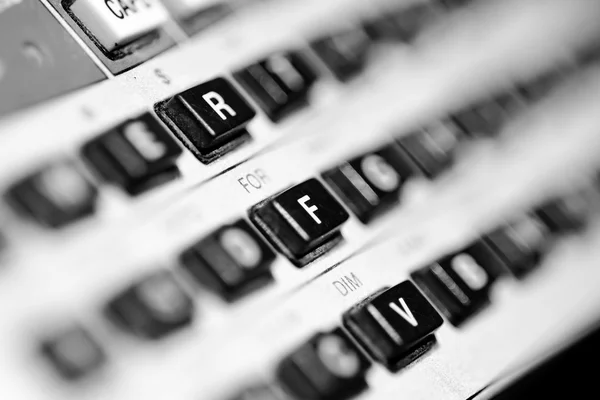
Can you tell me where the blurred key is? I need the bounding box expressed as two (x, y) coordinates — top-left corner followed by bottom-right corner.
(450, 91), (525, 138)
(6, 161), (98, 228)
(364, 3), (442, 43)
(535, 192), (593, 234)
(40, 325), (106, 381)
(233, 51), (318, 122)
(397, 122), (463, 178)
(68, 0), (169, 52)
(322, 143), (419, 223)
(277, 328), (370, 400)
(180, 219), (276, 301)
(310, 28), (371, 82)
(485, 213), (550, 278)
(412, 241), (504, 326)
(82, 113), (182, 195)
(106, 270), (194, 339)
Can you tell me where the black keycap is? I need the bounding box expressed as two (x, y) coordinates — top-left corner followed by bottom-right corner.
(277, 328), (370, 400)
(364, 3), (441, 43)
(5, 161), (97, 228)
(322, 143), (419, 223)
(233, 51), (318, 122)
(310, 28), (371, 82)
(180, 219), (276, 301)
(411, 241), (504, 326)
(397, 122), (463, 178)
(106, 270), (194, 339)
(535, 193), (592, 234)
(155, 77), (255, 163)
(518, 64), (575, 102)
(40, 325), (106, 381)
(343, 281), (443, 371)
(249, 178), (349, 267)
(82, 113), (182, 195)
(451, 92), (524, 138)
(484, 214), (550, 278)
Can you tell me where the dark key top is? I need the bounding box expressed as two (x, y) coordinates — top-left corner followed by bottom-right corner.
(411, 241), (504, 326)
(535, 193), (592, 234)
(277, 328), (370, 400)
(484, 214), (550, 278)
(233, 51), (318, 122)
(6, 160), (98, 228)
(155, 77), (255, 163)
(343, 281), (443, 371)
(310, 28), (371, 82)
(105, 270), (194, 339)
(249, 178), (349, 267)
(179, 219), (276, 301)
(363, 3), (441, 43)
(40, 325), (106, 381)
(451, 92), (525, 138)
(322, 143), (419, 223)
(397, 122), (463, 178)
(82, 113), (182, 195)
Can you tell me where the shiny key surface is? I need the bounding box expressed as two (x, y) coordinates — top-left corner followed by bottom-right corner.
(343, 281), (443, 371)
(82, 113), (182, 195)
(68, 0), (170, 52)
(249, 178), (349, 266)
(156, 77), (255, 163)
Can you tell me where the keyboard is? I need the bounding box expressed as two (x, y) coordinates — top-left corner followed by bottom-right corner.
(1, 0), (600, 399)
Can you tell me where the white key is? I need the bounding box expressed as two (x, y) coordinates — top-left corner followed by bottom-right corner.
(162, 0), (222, 19)
(70, 0), (170, 51)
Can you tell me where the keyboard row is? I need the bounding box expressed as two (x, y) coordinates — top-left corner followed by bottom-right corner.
(57, 0), (453, 74)
(38, 184), (595, 392)
(2, 34), (575, 236)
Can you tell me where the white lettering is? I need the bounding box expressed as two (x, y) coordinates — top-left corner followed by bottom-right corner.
(389, 298), (418, 327)
(451, 254), (488, 291)
(297, 195), (321, 224)
(202, 91), (236, 122)
(123, 121), (166, 161)
(360, 154), (400, 192)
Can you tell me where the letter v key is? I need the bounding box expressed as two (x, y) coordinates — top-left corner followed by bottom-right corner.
(389, 298), (419, 327)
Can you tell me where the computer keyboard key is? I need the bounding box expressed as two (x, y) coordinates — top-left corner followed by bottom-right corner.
(82, 113), (182, 195)
(363, 3), (441, 42)
(155, 77), (255, 162)
(40, 325), (106, 381)
(322, 143), (419, 223)
(68, 0), (170, 52)
(411, 241), (504, 326)
(311, 28), (371, 82)
(397, 122), (463, 178)
(451, 92), (524, 138)
(233, 51), (318, 122)
(180, 219), (276, 301)
(277, 328), (370, 400)
(6, 161), (98, 228)
(485, 214), (550, 278)
(106, 270), (194, 339)
(249, 178), (349, 266)
(343, 281), (443, 371)
(535, 193), (592, 234)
